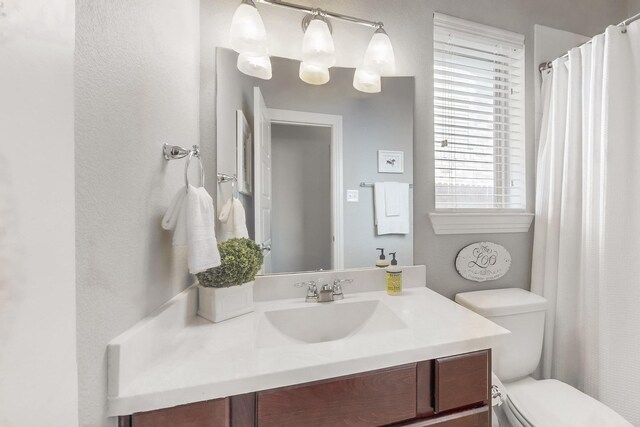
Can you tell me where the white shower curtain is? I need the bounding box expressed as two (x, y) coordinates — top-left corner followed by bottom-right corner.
(532, 22), (640, 425)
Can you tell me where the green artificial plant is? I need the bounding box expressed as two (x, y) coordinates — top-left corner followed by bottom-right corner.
(196, 238), (264, 288)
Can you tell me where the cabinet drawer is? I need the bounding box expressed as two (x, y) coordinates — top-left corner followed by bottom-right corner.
(398, 407), (490, 427)
(434, 350), (489, 413)
(131, 398), (229, 427)
(257, 364), (417, 426)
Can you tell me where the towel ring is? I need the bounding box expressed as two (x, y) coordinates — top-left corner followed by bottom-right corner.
(162, 144), (205, 193)
(216, 173), (239, 198)
(185, 149), (205, 192)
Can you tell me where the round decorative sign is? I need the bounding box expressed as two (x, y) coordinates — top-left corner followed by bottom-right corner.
(455, 242), (511, 282)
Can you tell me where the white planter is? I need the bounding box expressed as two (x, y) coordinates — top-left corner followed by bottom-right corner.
(197, 281), (254, 323)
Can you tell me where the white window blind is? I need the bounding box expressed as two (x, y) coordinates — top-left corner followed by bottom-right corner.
(433, 13), (525, 210)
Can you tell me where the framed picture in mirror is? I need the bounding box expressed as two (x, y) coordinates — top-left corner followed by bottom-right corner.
(236, 110), (253, 195)
(378, 150), (404, 173)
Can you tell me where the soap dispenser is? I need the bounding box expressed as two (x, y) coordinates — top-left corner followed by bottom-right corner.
(376, 248), (389, 268)
(386, 252), (402, 296)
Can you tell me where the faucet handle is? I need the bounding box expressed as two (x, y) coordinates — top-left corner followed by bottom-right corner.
(295, 281), (318, 303)
(332, 279), (352, 300)
(294, 280), (312, 288)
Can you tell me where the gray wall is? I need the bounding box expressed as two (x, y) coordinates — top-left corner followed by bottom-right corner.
(203, 0), (628, 298)
(75, 0), (200, 425)
(271, 124), (332, 273)
(216, 50), (415, 269)
(630, 0), (640, 14)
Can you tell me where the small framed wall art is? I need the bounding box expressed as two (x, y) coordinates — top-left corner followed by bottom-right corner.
(378, 150), (404, 174)
(236, 110), (253, 195)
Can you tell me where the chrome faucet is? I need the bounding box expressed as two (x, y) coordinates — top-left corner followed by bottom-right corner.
(294, 281), (319, 303)
(332, 278), (353, 300)
(295, 278), (353, 303)
(318, 283), (334, 302)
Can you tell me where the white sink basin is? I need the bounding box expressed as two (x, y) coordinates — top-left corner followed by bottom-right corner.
(255, 299), (407, 348)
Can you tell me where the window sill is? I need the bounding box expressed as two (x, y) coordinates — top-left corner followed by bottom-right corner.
(428, 212), (534, 235)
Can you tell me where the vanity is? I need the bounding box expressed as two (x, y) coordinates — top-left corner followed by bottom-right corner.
(108, 266), (507, 426)
(123, 350), (491, 427)
(108, 48), (505, 426)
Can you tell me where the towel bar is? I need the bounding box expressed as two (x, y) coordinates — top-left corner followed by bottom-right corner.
(360, 182), (413, 188)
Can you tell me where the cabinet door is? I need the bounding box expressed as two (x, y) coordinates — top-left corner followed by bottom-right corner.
(257, 364), (417, 426)
(131, 398), (230, 427)
(434, 350), (490, 413)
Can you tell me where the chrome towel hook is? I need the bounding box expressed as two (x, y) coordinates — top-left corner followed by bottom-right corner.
(163, 144), (204, 192)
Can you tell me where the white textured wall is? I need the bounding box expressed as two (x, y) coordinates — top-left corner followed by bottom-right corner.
(202, 0), (628, 299)
(0, 1), (78, 426)
(75, 0), (200, 425)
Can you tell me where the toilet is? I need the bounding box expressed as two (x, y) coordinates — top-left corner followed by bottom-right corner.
(455, 288), (632, 427)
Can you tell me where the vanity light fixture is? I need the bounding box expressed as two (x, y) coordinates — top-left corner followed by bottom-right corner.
(353, 67), (381, 93)
(301, 12), (335, 67)
(230, 0), (272, 79)
(299, 11), (335, 85)
(363, 26), (396, 76)
(237, 53), (272, 80)
(299, 61), (330, 85)
(234, 0), (397, 90)
(353, 25), (396, 94)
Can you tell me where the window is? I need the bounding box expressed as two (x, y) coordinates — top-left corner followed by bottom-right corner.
(433, 13), (525, 210)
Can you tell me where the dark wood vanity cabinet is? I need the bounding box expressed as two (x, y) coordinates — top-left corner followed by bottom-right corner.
(120, 349), (491, 427)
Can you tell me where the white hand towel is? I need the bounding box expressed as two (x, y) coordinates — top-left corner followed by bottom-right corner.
(219, 197), (249, 241)
(161, 187), (188, 245)
(374, 182), (410, 235)
(384, 182), (402, 216)
(186, 186), (221, 274)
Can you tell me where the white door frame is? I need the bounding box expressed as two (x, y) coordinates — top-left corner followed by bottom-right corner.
(267, 108), (344, 270)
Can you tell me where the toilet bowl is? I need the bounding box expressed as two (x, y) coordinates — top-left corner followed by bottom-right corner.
(456, 288), (632, 427)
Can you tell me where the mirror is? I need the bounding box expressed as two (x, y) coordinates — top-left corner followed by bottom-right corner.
(215, 48), (414, 274)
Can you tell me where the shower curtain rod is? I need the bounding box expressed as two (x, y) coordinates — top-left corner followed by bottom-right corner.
(539, 11), (640, 72)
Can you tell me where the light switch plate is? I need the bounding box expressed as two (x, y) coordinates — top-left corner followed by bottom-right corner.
(346, 190), (359, 202)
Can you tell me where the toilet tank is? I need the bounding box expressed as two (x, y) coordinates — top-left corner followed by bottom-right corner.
(455, 288), (547, 382)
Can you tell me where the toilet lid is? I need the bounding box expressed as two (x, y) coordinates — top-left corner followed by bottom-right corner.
(505, 378), (632, 427)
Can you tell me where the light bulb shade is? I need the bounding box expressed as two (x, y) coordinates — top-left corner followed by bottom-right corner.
(353, 68), (381, 93)
(299, 62), (330, 85)
(229, 2), (268, 56)
(363, 28), (396, 76)
(237, 53), (272, 80)
(302, 18), (336, 68)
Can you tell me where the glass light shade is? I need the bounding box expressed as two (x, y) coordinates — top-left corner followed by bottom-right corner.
(299, 62), (330, 85)
(302, 18), (336, 68)
(237, 53), (272, 80)
(363, 28), (396, 76)
(229, 2), (268, 56)
(353, 68), (381, 93)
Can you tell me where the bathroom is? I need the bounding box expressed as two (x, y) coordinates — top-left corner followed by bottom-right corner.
(2, 0), (640, 425)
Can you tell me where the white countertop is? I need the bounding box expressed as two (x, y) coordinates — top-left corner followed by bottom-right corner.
(107, 277), (508, 416)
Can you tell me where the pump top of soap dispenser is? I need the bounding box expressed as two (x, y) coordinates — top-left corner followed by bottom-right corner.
(389, 252), (398, 266)
(376, 248), (389, 268)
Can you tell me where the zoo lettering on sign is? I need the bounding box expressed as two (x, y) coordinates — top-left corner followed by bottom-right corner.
(455, 242), (511, 282)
